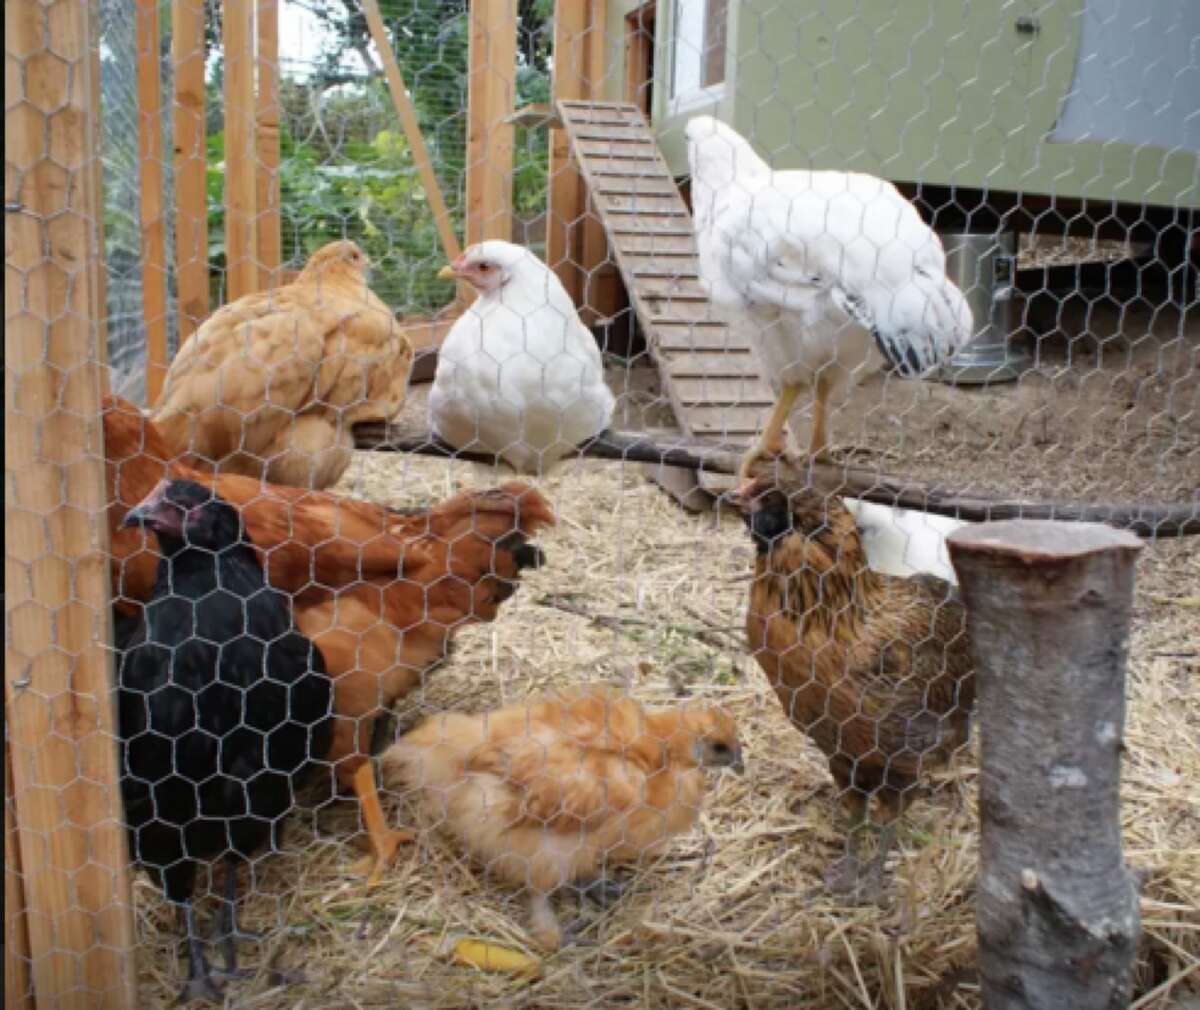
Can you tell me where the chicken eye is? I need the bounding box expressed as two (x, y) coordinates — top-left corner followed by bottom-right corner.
(713, 742), (729, 753)
(478, 263), (491, 272)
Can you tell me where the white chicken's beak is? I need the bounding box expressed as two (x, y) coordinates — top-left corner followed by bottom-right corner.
(436, 263), (457, 281)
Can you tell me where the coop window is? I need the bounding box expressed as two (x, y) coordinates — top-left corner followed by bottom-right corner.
(670, 0), (728, 111)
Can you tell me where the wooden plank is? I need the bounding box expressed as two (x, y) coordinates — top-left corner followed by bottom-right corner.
(4, 1), (138, 1005)
(4, 744), (32, 1010)
(614, 233), (696, 254)
(660, 352), (761, 378)
(172, 0), (208, 350)
(684, 405), (770, 434)
(579, 1), (616, 321)
(590, 162), (677, 178)
(363, 0), (461, 262)
(255, 0), (282, 290)
(466, 0), (515, 247)
(223, 0), (257, 300)
(136, 0), (169, 402)
(592, 178), (679, 196)
(576, 139), (659, 158)
(572, 125), (659, 140)
(671, 377), (776, 405)
(547, 0), (589, 305)
(597, 194), (683, 214)
(629, 275), (710, 298)
(653, 324), (749, 350)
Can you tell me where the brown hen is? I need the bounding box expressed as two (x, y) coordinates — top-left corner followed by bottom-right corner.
(152, 240), (412, 489)
(104, 395), (555, 882)
(736, 478), (974, 897)
(381, 686), (742, 949)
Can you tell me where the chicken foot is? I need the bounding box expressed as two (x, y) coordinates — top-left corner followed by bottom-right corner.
(823, 801), (897, 904)
(175, 899), (225, 1005)
(348, 761), (414, 887)
(207, 858), (260, 985)
(737, 383), (802, 485)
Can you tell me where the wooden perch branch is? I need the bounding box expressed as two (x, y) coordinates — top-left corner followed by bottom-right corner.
(351, 423), (1200, 537)
(947, 521), (1143, 1010)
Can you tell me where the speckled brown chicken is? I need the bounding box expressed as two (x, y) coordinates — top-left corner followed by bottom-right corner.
(736, 478), (975, 895)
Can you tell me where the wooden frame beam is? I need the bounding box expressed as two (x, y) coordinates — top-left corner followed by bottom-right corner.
(137, 0), (169, 403)
(4, 2), (137, 1006)
(547, 0), (589, 305)
(256, 0), (282, 290)
(224, 0), (258, 301)
(172, 0), (209, 352)
(465, 0), (516, 247)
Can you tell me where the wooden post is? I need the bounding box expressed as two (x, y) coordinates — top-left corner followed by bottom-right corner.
(947, 521), (1143, 1010)
(172, 0), (209, 351)
(4, 1), (138, 1007)
(465, 0), (516, 247)
(579, 0), (621, 323)
(362, 0), (461, 263)
(255, 0), (282, 291)
(137, 0), (169, 403)
(224, 0), (258, 301)
(4, 746), (33, 1010)
(547, 0), (588, 306)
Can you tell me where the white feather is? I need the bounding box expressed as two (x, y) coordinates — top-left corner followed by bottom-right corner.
(429, 241), (615, 475)
(844, 498), (965, 584)
(686, 116), (974, 437)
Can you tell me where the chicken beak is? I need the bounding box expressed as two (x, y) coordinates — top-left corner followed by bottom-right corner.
(436, 263), (457, 281)
(730, 751), (746, 776)
(122, 478), (171, 528)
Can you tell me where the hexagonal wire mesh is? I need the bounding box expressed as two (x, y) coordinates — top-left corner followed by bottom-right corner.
(5, 0), (1198, 1007)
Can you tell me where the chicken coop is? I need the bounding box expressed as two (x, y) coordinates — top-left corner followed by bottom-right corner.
(5, 1), (1199, 1009)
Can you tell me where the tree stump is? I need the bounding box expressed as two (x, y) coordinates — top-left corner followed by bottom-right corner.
(947, 521), (1143, 1010)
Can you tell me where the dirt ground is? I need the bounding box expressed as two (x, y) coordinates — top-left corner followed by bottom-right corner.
(602, 298), (1197, 506)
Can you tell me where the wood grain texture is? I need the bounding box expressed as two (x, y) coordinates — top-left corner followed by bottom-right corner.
(172, 0), (209, 347)
(223, 0), (257, 300)
(4, 2), (137, 1005)
(136, 0), (168, 402)
(255, 0), (282, 290)
(466, 0), (515, 247)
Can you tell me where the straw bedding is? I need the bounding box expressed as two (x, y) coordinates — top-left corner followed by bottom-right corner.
(130, 427), (1198, 1007)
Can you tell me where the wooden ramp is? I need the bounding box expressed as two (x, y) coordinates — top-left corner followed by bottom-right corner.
(558, 100), (772, 483)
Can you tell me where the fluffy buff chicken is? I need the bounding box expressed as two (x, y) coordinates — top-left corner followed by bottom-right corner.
(380, 686), (743, 950)
(153, 240), (413, 489)
(429, 241), (616, 475)
(103, 395), (555, 882)
(687, 116), (974, 482)
(736, 479), (974, 897)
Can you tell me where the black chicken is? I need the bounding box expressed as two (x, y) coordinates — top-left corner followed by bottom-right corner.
(117, 479), (332, 1000)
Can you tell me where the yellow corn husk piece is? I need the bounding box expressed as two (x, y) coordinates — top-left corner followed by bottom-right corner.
(449, 937), (542, 979)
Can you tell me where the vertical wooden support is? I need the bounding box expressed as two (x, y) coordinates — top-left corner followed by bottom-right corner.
(4, 2), (138, 1007)
(579, 0), (620, 322)
(137, 0), (169, 403)
(947, 521), (1143, 1010)
(362, 0), (461, 263)
(224, 0), (258, 301)
(172, 0), (209, 351)
(4, 746), (33, 1010)
(255, 0), (282, 290)
(547, 0), (589, 306)
(465, 0), (516, 247)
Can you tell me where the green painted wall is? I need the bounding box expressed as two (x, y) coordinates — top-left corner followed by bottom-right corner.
(610, 0), (1198, 208)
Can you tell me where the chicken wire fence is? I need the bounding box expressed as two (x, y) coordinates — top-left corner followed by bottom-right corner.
(5, 0), (1199, 1008)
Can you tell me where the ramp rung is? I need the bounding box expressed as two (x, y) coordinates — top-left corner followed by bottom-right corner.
(558, 99), (774, 449)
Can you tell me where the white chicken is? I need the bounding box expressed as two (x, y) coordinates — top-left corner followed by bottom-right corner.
(844, 498), (965, 584)
(686, 116), (974, 483)
(429, 241), (616, 475)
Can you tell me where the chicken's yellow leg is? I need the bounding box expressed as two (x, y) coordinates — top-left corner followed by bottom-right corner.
(738, 383), (802, 482)
(348, 761), (414, 887)
(809, 371), (832, 462)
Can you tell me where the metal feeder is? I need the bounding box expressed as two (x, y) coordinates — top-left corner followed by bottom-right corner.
(935, 231), (1031, 385)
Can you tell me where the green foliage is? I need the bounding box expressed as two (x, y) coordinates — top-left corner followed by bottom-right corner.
(201, 0), (551, 314)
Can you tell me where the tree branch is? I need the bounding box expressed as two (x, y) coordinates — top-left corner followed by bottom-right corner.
(351, 422), (1200, 538)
